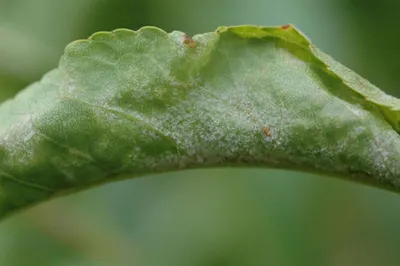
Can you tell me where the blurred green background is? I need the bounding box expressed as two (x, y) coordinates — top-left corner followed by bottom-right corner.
(1, 0), (400, 265)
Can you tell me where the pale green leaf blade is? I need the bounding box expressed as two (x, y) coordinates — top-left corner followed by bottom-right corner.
(0, 25), (399, 220)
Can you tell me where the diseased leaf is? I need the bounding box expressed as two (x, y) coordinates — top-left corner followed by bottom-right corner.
(0, 25), (399, 220)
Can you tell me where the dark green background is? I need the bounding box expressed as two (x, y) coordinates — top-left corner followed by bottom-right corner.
(1, 0), (399, 265)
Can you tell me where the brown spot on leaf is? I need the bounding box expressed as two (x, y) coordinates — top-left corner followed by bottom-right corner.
(263, 127), (271, 137)
(281, 24), (291, 30)
(183, 34), (197, 48)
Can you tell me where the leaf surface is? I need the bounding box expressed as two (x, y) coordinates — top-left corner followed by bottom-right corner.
(0, 25), (399, 220)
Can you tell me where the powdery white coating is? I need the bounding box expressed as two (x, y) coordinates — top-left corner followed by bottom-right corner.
(0, 26), (400, 217)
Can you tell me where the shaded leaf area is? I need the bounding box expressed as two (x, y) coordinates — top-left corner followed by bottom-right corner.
(0, 25), (399, 220)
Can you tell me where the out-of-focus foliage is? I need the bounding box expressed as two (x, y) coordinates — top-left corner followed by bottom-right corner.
(0, 0), (399, 266)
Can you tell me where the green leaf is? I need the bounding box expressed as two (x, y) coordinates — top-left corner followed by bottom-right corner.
(0, 25), (399, 220)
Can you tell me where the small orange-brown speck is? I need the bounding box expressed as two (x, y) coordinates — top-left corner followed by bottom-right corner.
(183, 34), (197, 48)
(281, 24), (291, 30)
(263, 127), (271, 137)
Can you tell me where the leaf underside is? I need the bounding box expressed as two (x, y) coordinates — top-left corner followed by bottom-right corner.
(0, 24), (399, 220)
